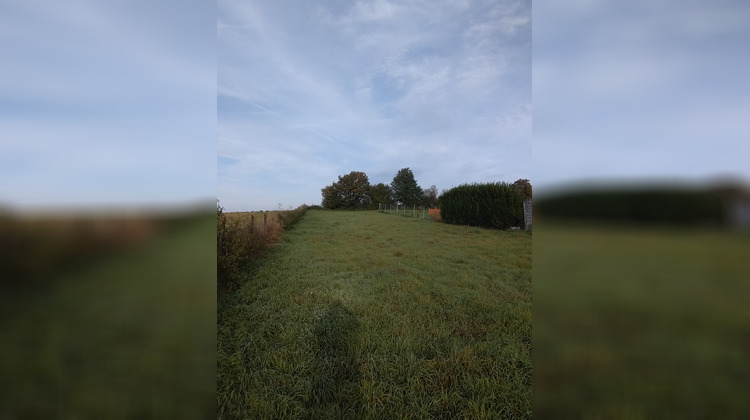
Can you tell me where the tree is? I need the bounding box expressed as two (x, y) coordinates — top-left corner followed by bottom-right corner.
(391, 168), (423, 206)
(321, 184), (343, 209)
(321, 171), (372, 209)
(370, 183), (393, 207)
(512, 179), (532, 200)
(422, 185), (439, 208)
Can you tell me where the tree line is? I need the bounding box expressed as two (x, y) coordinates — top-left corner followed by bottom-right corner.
(321, 168), (531, 210)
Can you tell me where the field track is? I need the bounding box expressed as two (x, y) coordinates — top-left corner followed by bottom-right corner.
(218, 209), (532, 419)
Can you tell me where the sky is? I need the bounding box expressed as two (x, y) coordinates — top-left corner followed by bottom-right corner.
(533, 0), (750, 195)
(4, 1), (748, 211)
(0, 0), (215, 211)
(217, 0), (531, 211)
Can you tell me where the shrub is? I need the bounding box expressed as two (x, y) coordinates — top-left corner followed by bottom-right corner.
(218, 204), (308, 288)
(439, 182), (524, 230)
(534, 187), (727, 226)
(278, 205), (308, 229)
(2, 214), (157, 286)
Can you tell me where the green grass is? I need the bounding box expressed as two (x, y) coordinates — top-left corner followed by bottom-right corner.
(218, 209), (531, 419)
(0, 215), (216, 419)
(534, 221), (750, 418)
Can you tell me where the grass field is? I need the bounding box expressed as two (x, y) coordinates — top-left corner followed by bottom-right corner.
(0, 214), (216, 419)
(534, 221), (750, 418)
(218, 209), (532, 419)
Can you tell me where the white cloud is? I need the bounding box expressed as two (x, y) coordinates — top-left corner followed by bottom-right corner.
(218, 0), (531, 210)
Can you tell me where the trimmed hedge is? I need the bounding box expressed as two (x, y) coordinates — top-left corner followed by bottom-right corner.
(534, 188), (727, 226)
(439, 182), (525, 230)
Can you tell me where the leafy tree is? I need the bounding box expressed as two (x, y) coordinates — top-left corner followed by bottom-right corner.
(422, 185), (439, 208)
(321, 184), (343, 209)
(391, 168), (423, 206)
(370, 183), (393, 207)
(512, 179), (532, 200)
(321, 171), (372, 209)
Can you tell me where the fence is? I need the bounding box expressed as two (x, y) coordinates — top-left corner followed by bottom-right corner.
(378, 204), (528, 228)
(377, 203), (439, 220)
(523, 199), (532, 230)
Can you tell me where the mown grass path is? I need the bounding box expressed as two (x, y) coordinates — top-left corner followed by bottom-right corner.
(218, 209), (531, 419)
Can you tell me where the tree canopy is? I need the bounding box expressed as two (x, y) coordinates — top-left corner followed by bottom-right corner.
(321, 171), (372, 209)
(512, 179), (532, 200)
(370, 183), (393, 206)
(422, 185), (439, 208)
(391, 168), (423, 206)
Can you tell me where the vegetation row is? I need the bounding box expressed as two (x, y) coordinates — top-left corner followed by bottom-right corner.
(320, 167), (531, 230)
(440, 182), (526, 230)
(0, 210), (212, 286)
(217, 203), (308, 288)
(533, 186), (742, 226)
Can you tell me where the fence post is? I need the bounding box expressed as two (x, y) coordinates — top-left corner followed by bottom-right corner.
(523, 199), (532, 230)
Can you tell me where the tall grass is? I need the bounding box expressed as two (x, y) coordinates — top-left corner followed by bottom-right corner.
(534, 221), (750, 417)
(217, 204), (308, 287)
(1, 213), (164, 286)
(1, 213), (216, 419)
(218, 209), (531, 418)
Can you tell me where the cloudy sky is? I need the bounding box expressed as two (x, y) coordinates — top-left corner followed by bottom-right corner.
(1, 0), (215, 210)
(533, 0), (750, 194)
(218, 0), (531, 211)
(5, 1), (747, 212)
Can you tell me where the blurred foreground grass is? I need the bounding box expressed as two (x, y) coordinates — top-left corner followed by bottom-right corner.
(534, 220), (750, 417)
(0, 210), (215, 419)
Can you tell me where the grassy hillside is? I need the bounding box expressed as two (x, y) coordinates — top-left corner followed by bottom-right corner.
(534, 221), (750, 417)
(218, 209), (532, 419)
(0, 214), (216, 419)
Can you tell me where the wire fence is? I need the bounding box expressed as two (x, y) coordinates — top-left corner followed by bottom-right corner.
(378, 203), (531, 229)
(377, 203), (441, 221)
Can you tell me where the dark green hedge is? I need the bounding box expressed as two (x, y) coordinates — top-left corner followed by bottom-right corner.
(534, 188), (726, 226)
(439, 182), (525, 230)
